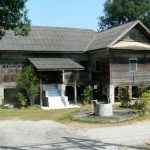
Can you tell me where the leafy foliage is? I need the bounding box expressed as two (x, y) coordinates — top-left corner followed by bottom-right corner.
(132, 90), (150, 114)
(17, 65), (40, 106)
(118, 87), (131, 107)
(98, 0), (150, 31)
(17, 92), (28, 108)
(136, 83), (148, 98)
(82, 85), (93, 104)
(0, 0), (30, 36)
(141, 90), (150, 111)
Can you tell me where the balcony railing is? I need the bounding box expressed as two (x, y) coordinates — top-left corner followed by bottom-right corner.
(92, 72), (110, 82)
(64, 71), (90, 83)
(78, 71), (90, 82)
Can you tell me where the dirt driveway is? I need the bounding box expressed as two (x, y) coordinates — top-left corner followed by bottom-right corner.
(0, 120), (150, 150)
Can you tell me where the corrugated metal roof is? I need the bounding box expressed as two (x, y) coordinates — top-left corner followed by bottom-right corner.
(85, 20), (148, 51)
(0, 27), (96, 52)
(28, 58), (84, 71)
(0, 20), (149, 52)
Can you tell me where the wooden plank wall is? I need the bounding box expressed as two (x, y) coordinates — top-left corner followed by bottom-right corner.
(0, 52), (90, 84)
(89, 49), (110, 83)
(110, 50), (150, 86)
(110, 26), (150, 86)
(0, 53), (26, 83)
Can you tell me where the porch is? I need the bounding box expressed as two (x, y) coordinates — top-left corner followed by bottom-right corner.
(29, 58), (84, 109)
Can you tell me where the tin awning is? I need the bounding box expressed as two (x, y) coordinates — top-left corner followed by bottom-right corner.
(28, 58), (84, 71)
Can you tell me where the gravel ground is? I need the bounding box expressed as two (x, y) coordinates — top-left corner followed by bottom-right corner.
(74, 109), (138, 122)
(0, 120), (150, 150)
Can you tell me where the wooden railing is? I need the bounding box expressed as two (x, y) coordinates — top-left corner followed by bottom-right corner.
(92, 72), (110, 82)
(64, 71), (90, 83)
(0, 68), (22, 84)
(78, 71), (90, 82)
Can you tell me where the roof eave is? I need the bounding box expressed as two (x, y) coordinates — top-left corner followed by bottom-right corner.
(37, 68), (84, 71)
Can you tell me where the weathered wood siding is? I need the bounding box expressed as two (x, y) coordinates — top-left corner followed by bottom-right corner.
(110, 50), (150, 86)
(88, 49), (110, 83)
(0, 53), (26, 83)
(0, 52), (89, 84)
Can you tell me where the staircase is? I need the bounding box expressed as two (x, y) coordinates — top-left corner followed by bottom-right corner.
(43, 84), (69, 109)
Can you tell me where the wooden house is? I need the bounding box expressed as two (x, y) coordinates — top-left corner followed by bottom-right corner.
(0, 20), (150, 109)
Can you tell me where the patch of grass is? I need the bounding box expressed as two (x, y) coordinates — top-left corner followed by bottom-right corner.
(0, 104), (91, 121)
(0, 104), (149, 127)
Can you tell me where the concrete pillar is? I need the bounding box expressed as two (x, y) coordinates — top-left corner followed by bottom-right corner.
(40, 79), (43, 107)
(0, 87), (4, 105)
(74, 72), (77, 105)
(62, 70), (65, 83)
(109, 85), (115, 104)
(128, 85), (132, 100)
(61, 84), (66, 96)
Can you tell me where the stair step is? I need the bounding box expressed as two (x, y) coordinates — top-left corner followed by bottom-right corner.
(47, 91), (60, 93)
(43, 84), (69, 108)
(48, 97), (62, 99)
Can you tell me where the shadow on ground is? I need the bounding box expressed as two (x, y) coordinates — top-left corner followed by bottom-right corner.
(0, 137), (149, 150)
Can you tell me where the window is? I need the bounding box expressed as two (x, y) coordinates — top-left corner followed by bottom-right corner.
(80, 61), (88, 71)
(96, 61), (100, 71)
(129, 58), (137, 72)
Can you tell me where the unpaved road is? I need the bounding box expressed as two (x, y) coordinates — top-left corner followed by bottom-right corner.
(0, 120), (150, 150)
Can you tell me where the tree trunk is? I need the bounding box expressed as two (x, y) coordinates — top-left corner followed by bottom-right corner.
(29, 96), (35, 107)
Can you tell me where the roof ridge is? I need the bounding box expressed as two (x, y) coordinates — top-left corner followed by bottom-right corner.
(31, 25), (96, 32)
(98, 20), (139, 34)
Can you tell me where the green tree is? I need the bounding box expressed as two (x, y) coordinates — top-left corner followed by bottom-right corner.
(82, 85), (93, 104)
(98, 0), (150, 31)
(0, 0), (30, 36)
(118, 87), (131, 108)
(17, 65), (40, 106)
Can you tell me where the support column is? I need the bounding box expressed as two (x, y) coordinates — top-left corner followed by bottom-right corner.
(40, 75), (43, 107)
(62, 70), (65, 83)
(109, 85), (115, 104)
(74, 72), (77, 105)
(0, 86), (4, 105)
(128, 85), (132, 100)
(61, 70), (66, 96)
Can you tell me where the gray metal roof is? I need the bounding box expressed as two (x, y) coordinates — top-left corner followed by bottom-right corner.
(28, 58), (84, 71)
(85, 20), (150, 51)
(0, 20), (149, 53)
(0, 27), (96, 52)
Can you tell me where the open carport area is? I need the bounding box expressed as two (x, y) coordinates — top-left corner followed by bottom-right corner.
(0, 120), (150, 150)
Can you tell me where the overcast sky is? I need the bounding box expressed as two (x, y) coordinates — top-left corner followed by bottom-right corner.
(26, 0), (105, 31)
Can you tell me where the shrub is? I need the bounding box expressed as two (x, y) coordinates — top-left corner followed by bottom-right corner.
(17, 92), (28, 109)
(82, 85), (93, 104)
(118, 87), (131, 108)
(17, 65), (40, 106)
(136, 83), (148, 98)
(133, 90), (150, 114)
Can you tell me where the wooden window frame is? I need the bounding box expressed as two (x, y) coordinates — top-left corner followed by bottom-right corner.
(129, 58), (137, 72)
(96, 61), (100, 71)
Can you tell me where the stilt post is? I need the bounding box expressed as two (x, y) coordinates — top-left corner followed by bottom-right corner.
(109, 84), (115, 104)
(40, 73), (43, 107)
(128, 85), (132, 100)
(62, 70), (65, 83)
(74, 71), (77, 105)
